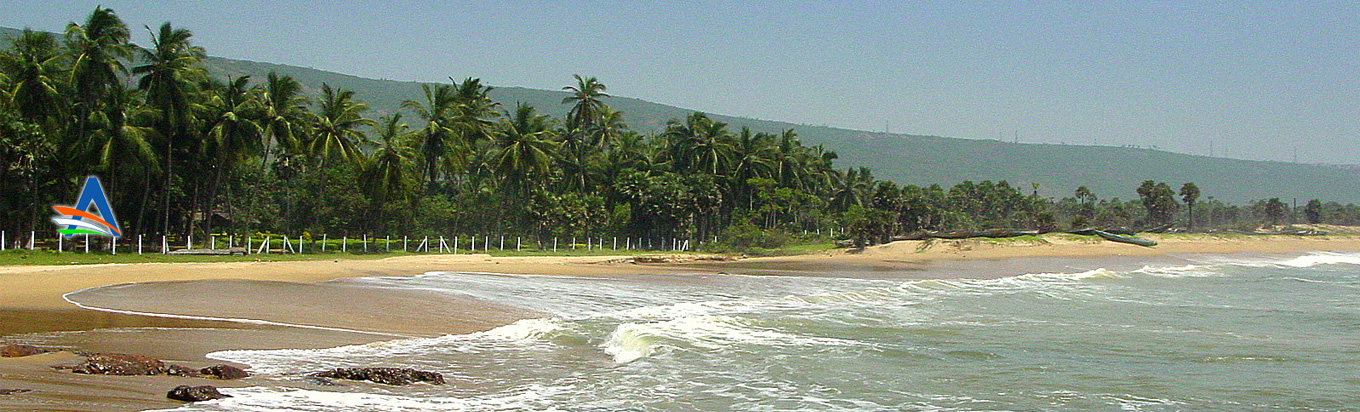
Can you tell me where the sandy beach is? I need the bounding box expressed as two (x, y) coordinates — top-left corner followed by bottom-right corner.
(2, 233), (1359, 411)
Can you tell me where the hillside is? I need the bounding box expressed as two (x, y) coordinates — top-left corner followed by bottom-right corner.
(4, 26), (1357, 204)
(201, 56), (1360, 205)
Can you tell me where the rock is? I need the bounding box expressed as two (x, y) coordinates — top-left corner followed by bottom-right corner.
(303, 376), (344, 386)
(310, 367), (445, 386)
(166, 364), (201, 377)
(70, 353), (168, 375)
(0, 389), (33, 395)
(0, 344), (47, 358)
(166, 385), (231, 402)
(200, 364), (249, 380)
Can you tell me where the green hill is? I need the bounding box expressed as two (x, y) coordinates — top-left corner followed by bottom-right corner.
(199, 56), (1360, 205)
(4, 26), (1357, 204)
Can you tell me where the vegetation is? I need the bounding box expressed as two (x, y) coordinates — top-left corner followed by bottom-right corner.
(3, 8), (1360, 255)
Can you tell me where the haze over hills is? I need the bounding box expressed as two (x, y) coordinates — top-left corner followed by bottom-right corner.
(4, 26), (1356, 204)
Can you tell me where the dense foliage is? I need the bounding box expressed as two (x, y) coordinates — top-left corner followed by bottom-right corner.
(3, 9), (1358, 249)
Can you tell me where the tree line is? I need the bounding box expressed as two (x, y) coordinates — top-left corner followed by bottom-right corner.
(3, 8), (1357, 250)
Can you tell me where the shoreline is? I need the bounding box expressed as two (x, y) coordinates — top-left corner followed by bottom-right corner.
(2, 234), (1359, 411)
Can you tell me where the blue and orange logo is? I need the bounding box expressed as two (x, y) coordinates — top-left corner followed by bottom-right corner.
(51, 176), (122, 238)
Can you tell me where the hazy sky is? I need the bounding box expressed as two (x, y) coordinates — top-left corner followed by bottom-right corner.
(4, 1), (1357, 164)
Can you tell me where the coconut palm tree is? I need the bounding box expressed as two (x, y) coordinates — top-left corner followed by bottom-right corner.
(362, 114), (416, 226)
(306, 83), (373, 165)
(198, 76), (263, 234)
(493, 104), (557, 188)
(562, 74), (609, 129)
(0, 29), (65, 124)
(259, 71), (310, 162)
(402, 82), (457, 191)
(78, 84), (157, 232)
(663, 112), (733, 175)
(65, 6), (131, 134)
(1179, 182), (1200, 229)
(133, 21), (206, 234)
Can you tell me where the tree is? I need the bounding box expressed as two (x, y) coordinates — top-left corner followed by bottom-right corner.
(361, 114), (416, 231)
(662, 112), (732, 175)
(1179, 182), (1200, 229)
(1263, 198), (1287, 227)
(562, 74), (609, 129)
(402, 82), (457, 191)
(65, 6), (132, 135)
(259, 71), (310, 160)
(1, 29), (65, 123)
(133, 21), (206, 234)
(1137, 180), (1179, 226)
(1304, 199), (1322, 224)
(1075, 186), (1093, 204)
(492, 103), (557, 192)
(306, 83), (373, 165)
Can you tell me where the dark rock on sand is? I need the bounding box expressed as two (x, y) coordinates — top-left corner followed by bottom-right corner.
(310, 367), (445, 386)
(0, 344), (47, 358)
(166, 385), (231, 402)
(0, 389), (33, 395)
(70, 353), (169, 375)
(200, 364), (250, 380)
(303, 376), (345, 386)
(166, 364), (202, 377)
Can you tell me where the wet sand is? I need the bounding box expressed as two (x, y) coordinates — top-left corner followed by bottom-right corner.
(2, 234), (1359, 411)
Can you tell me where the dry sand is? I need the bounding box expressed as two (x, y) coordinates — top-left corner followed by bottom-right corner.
(2, 234), (1359, 411)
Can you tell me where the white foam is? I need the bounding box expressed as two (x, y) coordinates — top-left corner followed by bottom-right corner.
(1276, 252), (1360, 268)
(143, 385), (567, 412)
(209, 318), (569, 375)
(601, 314), (855, 363)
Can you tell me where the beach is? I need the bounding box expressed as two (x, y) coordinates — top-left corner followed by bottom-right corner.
(3, 233), (1360, 411)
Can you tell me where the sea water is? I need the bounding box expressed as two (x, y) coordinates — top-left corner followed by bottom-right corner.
(155, 252), (1360, 411)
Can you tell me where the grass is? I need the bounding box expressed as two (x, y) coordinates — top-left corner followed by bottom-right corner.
(0, 246), (728, 266)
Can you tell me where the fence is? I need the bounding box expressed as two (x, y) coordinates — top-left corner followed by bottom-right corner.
(0, 230), (701, 255)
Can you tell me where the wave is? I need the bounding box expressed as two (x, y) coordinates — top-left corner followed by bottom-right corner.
(209, 318), (569, 375)
(145, 385), (568, 412)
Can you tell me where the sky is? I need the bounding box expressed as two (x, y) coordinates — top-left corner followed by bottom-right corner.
(3, 0), (1357, 164)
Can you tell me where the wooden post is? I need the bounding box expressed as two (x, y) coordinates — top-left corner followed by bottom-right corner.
(363, 234), (368, 253)
(386, 236), (390, 252)
(516, 236), (521, 251)
(138, 234), (142, 254)
(84, 234), (89, 253)
(322, 234), (327, 252)
(57, 234), (63, 252)
(162, 235), (167, 254)
(342, 236), (347, 253)
(246, 236), (252, 255)
(403, 236), (408, 252)
(553, 237), (558, 252)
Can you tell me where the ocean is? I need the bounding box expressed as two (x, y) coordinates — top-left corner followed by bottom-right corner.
(153, 252), (1360, 411)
